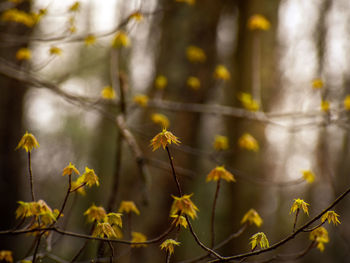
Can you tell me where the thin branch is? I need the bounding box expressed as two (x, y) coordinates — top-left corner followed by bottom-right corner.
(166, 146), (182, 196)
(211, 179), (221, 248)
(28, 151), (35, 202)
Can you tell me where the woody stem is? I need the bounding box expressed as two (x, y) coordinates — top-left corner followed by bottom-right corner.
(211, 179), (221, 248)
(166, 146), (182, 196)
(28, 151), (35, 202)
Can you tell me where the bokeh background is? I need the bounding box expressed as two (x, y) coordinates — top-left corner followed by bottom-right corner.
(1, 0), (350, 262)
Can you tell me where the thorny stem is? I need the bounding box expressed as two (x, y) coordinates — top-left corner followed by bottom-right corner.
(166, 146), (182, 196)
(28, 151), (35, 202)
(293, 208), (300, 232)
(211, 179), (221, 248)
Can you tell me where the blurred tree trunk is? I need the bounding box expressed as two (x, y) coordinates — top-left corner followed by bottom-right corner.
(0, 0), (33, 253)
(224, 0), (280, 254)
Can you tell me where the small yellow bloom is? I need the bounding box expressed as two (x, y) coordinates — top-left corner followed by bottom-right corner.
(321, 100), (330, 112)
(20, 260), (31, 263)
(133, 94), (149, 107)
(310, 227), (329, 252)
(39, 210), (57, 226)
(112, 31), (130, 48)
(238, 92), (259, 112)
(241, 209), (263, 227)
(248, 14), (270, 31)
(214, 65), (230, 80)
(0, 250), (13, 263)
(128, 12), (143, 22)
(16, 131), (39, 152)
(170, 214), (188, 228)
(249, 232), (269, 250)
(302, 170), (315, 184)
(16, 47), (31, 60)
(62, 162), (80, 176)
(131, 232), (147, 247)
(80, 167), (99, 187)
(290, 198), (309, 216)
(175, 0), (195, 5)
(84, 204), (106, 223)
(187, 76), (200, 90)
(84, 34), (96, 46)
(16, 201), (38, 219)
(118, 201), (140, 215)
(150, 128), (180, 151)
(170, 194), (199, 220)
(186, 46), (206, 63)
(155, 75), (168, 90)
(213, 135), (229, 151)
(321, 211), (341, 226)
(101, 86), (116, 100)
(151, 113), (170, 128)
(344, 95), (350, 110)
(206, 166), (235, 183)
(93, 222), (118, 239)
(106, 212), (123, 227)
(1, 9), (36, 27)
(238, 133), (259, 152)
(69, 2), (80, 12)
(160, 239), (180, 255)
(312, 78), (323, 89)
(49, 46), (62, 56)
(71, 180), (86, 195)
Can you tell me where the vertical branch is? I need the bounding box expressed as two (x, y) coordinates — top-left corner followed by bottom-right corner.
(55, 174), (72, 222)
(165, 146), (182, 196)
(210, 179), (221, 248)
(293, 209), (300, 232)
(107, 49), (125, 212)
(28, 151), (35, 202)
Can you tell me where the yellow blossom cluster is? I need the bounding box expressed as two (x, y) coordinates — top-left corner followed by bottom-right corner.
(84, 204), (123, 239)
(49, 46), (62, 56)
(290, 198), (309, 216)
(214, 65), (230, 80)
(84, 34), (96, 46)
(133, 94), (149, 107)
(170, 194), (199, 220)
(128, 12), (144, 22)
(16, 48), (31, 61)
(302, 170), (315, 184)
(206, 166), (235, 183)
(238, 133), (259, 152)
(186, 46), (206, 63)
(160, 239), (181, 255)
(238, 92), (259, 111)
(213, 135), (229, 151)
(16, 131), (39, 152)
(170, 214), (188, 228)
(187, 76), (201, 90)
(101, 86), (117, 100)
(112, 31), (130, 48)
(1, 9), (38, 27)
(16, 200), (59, 226)
(155, 75), (168, 90)
(0, 250), (13, 263)
(312, 78), (324, 89)
(150, 128), (180, 151)
(310, 227), (329, 252)
(248, 14), (270, 31)
(249, 232), (269, 250)
(131, 232), (147, 247)
(241, 209), (263, 227)
(151, 113), (170, 128)
(118, 201), (140, 215)
(321, 211), (341, 226)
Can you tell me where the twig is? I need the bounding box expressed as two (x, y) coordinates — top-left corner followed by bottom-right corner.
(211, 179), (221, 248)
(28, 151), (35, 202)
(166, 146), (182, 196)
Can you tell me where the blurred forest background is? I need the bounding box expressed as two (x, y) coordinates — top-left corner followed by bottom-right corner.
(1, 0), (350, 262)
